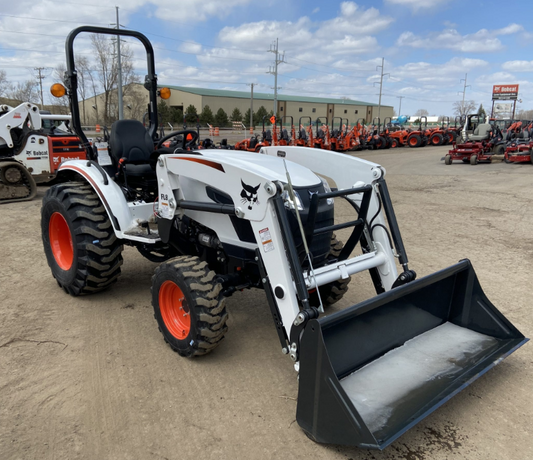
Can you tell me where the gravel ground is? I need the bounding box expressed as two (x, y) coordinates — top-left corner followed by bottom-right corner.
(0, 144), (531, 460)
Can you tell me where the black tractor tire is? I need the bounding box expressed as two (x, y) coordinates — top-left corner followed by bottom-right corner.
(391, 138), (399, 148)
(152, 256), (228, 357)
(420, 137), (428, 147)
(376, 136), (386, 149)
(492, 144), (505, 156)
(309, 234), (351, 308)
(430, 133), (444, 146)
(41, 181), (123, 296)
(444, 154), (452, 165)
(408, 134), (421, 148)
(447, 131), (457, 144)
(470, 154), (478, 165)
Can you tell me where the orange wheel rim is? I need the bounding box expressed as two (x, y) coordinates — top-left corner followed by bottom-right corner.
(159, 280), (191, 339)
(49, 212), (73, 270)
(409, 137), (417, 145)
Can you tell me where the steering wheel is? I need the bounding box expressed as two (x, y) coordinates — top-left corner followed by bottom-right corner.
(156, 129), (199, 150)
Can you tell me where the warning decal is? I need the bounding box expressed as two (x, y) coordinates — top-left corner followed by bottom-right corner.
(259, 227), (275, 253)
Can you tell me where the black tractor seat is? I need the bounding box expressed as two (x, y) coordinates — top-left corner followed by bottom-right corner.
(109, 119), (157, 180)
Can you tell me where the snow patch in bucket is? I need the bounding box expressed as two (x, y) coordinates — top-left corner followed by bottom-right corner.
(340, 322), (499, 434)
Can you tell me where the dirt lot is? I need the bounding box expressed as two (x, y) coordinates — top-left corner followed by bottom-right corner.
(1, 145), (531, 460)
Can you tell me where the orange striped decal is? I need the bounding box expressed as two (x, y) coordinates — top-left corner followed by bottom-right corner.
(169, 157), (225, 173)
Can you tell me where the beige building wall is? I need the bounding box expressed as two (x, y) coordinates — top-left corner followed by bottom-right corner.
(166, 91), (202, 112)
(370, 105), (394, 124)
(78, 84), (394, 128)
(285, 101), (329, 124)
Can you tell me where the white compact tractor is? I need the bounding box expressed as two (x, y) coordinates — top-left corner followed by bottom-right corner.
(41, 26), (527, 450)
(0, 102), (86, 203)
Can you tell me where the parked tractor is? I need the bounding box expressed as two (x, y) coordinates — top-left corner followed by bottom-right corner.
(42, 26), (527, 451)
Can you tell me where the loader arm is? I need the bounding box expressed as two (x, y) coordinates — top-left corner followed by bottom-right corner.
(155, 149), (401, 353)
(0, 103), (41, 149)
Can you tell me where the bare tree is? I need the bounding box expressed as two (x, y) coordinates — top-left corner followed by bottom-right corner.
(49, 63), (70, 114)
(414, 108), (429, 117)
(453, 100), (476, 117)
(7, 80), (39, 104)
(516, 109), (533, 120)
(91, 34), (139, 125)
(0, 70), (8, 97)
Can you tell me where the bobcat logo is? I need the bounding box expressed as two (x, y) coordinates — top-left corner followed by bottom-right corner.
(240, 180), (260, 210)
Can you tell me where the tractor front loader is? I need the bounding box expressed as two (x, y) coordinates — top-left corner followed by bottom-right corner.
(41, 26), (528, 451)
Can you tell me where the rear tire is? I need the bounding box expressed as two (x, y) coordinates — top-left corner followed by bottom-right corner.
(492, 144), (505, 155)
(430, 133), (444, 146)
(152, 256), (228, 357)
(41, 181), (123, 296)
(309, 234), (351, 308)
(408, 135), (421, 148)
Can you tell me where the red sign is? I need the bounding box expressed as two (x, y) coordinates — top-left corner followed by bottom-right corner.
(492, 84), (519, 100)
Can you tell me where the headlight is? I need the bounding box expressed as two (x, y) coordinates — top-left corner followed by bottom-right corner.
(320, 177), (334, 205)
(282, 189), (304, 210)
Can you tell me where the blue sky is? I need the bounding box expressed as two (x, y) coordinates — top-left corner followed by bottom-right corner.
(0, 0), (531, 116)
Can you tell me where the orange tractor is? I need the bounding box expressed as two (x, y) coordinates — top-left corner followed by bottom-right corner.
(234, 116), (274, 152)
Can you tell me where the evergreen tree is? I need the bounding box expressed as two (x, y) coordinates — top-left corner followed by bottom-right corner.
(214, 108), (229, 127)
(158, 101), (171, 125)
(184, 104), (198, 124)
(199, 105), (214, 125)
(254, 106), (268, 126)
(170, 107), (183, 126)
(230, 107), (242, 123)
(243, 108), (254, 127)
(477, 103), (487, 120)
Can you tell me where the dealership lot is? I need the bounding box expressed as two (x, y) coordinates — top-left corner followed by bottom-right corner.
(0, 145), (531, 460)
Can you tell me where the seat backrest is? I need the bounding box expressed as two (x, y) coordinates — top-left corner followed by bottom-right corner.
(470, 124), (492, 140)
(299, 128), (307, 140)
(109, 120), (154, 164)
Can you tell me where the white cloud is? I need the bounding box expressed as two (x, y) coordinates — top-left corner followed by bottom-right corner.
(147, 0), (251, 21)
(396, 23), (523, 52)
(178, 42), (203, 54)
(385, 0), (448, 12)
(312, 7), (319, 14)
(495, 23), (523, 35)
(316, 2), (394, 39)
(502, 60), (533, 72)
(322, 36), (378, 55)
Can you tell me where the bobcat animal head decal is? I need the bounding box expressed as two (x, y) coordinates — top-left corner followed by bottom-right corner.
(240, 180), (260, 210)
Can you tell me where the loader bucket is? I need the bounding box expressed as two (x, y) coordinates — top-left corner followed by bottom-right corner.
(296, 260), (527, 450)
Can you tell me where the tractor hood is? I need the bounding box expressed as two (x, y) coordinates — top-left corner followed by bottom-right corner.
(196, 150), (323, 187)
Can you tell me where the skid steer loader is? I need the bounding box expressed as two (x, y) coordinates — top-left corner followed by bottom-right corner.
(0, 102), (86, 203)
(41, 26), (528, 450)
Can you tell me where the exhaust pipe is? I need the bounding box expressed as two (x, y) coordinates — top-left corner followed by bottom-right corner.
(296, 259), (527, 449)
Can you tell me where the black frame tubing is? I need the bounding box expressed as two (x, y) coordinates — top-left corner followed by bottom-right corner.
(64, 26), (159, 158)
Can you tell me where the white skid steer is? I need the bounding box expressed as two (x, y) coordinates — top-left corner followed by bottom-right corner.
(41, 26), (528, 450)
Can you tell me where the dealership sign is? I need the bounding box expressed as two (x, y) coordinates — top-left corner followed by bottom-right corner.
(492, 84), (519, 100)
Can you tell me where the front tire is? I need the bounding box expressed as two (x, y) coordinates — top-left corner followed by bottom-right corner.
(41, 181), (123, 295)
(152, 256), (228, 357)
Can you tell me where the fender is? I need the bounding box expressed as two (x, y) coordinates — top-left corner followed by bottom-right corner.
(57, 160), (156, 242)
